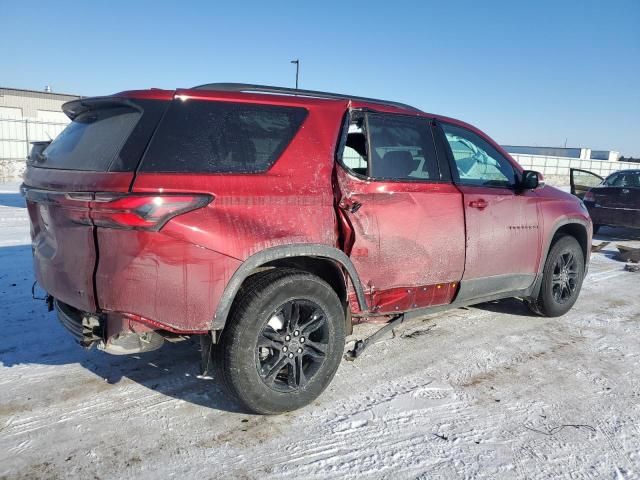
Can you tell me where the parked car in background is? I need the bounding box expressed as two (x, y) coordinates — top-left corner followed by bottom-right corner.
(23, 84), (591, 414)
(570, 168), (640, 233)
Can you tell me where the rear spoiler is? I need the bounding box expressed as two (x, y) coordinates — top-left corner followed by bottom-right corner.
(62, 96), (144, 120)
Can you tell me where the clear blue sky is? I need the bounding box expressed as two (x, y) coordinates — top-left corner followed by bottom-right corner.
(2, 0), (639, 156)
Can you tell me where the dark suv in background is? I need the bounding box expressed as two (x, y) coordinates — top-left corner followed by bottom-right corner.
(23, 84), (591, 413)
(571, 168), (640, 233)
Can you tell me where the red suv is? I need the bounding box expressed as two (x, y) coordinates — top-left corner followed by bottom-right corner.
(23, 84), (591, 414)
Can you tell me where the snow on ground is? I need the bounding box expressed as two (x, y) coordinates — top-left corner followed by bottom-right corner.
(1, 182), (639, 479)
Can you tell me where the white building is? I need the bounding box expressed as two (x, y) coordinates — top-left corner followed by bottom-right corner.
(0, 87), (81, 180)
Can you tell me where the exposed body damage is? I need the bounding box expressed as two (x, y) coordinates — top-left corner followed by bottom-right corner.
(23, 83), (592, 413)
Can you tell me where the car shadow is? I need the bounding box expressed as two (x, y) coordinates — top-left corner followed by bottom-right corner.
(594, 226), (640, 241)
(471, 297), (536, 317)
(0, 192), (26, 208)
(0, 244), (248, 414)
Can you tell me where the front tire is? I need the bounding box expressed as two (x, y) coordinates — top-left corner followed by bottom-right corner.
(216, 269), (345, 414)
(528, 235), (585, 317)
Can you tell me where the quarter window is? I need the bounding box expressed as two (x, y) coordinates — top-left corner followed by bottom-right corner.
(141, 100), (307, 173)
(441, 123), (516, 187)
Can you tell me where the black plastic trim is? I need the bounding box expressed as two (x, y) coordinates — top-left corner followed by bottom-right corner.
(402, 287), (535, 323)
(452, 274), (536, 304)
(211, 244), (368, 330)
(527, 217), (591, 300)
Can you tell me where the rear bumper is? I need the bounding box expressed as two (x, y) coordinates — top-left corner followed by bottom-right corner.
(54, 300), (103, 348)
(54, 299), (169, 354)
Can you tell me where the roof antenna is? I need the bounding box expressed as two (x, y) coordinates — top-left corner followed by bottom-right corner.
(290, 59), (299, 89)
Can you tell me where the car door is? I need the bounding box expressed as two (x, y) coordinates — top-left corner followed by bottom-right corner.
(336, 111), (466, 314)
(570, 168), (603, 199)
(593, 171), (640, 209)
(437, 121), (541, 301)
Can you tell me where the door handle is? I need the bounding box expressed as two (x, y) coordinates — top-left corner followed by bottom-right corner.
(469, 199), (488, 210)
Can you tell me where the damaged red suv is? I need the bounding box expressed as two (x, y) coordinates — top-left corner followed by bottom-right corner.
(23, 83), (592, 414)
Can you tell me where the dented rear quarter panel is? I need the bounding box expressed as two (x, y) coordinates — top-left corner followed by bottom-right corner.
(96, 95), (348, 331)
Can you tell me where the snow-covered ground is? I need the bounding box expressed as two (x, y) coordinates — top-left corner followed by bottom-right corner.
(1, 182), (639, 479)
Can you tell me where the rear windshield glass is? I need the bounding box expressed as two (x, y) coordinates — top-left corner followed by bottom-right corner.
(140, 100), (307, 173)
(41, 106), (141, 171)
(34, 99), (167, 172)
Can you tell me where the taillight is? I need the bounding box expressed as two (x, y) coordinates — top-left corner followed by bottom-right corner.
(583, 190), (595, 202)
(68, 194), (212, 230)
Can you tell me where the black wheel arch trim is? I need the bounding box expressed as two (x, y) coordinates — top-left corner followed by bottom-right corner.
(211, 244), (368, 330)
(529, 217), (590, 300)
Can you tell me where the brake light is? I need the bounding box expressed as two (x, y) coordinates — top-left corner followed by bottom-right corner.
(67, 194), (212, 230)
(583, 190), (595, 202)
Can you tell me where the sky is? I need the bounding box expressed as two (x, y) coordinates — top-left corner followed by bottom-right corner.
(2, 0), (639, 156)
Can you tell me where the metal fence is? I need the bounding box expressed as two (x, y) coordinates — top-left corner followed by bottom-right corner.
(0, 117), (68, 180)
(344, 149), (639, 186)
(2, 118), (637, 184)
(511, 154), (640, 182)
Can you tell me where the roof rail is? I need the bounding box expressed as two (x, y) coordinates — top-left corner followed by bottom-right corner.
(190, 83), (420, 112)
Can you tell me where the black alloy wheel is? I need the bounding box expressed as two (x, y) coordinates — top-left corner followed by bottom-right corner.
(526, 235), (585, 317)
(215, 268), (345, 414)
(550, 251), (579, 304)
(256, 299), (329, 392)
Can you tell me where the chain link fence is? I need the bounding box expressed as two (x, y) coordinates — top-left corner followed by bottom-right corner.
(511, 154), (640, 186)
(0, 117), (68, 180)
(1, 117), (637, 184)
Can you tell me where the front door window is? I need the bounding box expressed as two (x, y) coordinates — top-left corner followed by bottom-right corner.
(441, 123), (516, 188)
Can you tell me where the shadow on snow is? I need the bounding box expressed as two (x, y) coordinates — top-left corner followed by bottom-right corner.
(0, 192), (26, 208)
(0, 244), (245, 413)
(1, 224), (636, 414)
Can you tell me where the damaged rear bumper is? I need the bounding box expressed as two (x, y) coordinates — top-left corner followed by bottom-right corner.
(55, 300), (103, 348)
(54, 299), (174, 355)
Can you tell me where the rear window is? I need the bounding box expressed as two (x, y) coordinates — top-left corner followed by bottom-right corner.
(140, 100), (307, 173)
(37, 99), (167, 172)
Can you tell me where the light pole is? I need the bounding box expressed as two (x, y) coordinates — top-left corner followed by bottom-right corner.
(290, 59), (299, 89)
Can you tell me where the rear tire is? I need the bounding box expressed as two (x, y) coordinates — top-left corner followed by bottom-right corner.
(216, 268), (345, 414)
(527, 235), (585, 317)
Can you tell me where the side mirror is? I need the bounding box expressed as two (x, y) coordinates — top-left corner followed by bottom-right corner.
(520, 170), (544, 190)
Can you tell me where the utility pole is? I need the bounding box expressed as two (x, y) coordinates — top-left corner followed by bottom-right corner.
(290, 59), (299, 89)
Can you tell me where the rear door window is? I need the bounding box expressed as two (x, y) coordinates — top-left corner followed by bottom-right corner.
(366, 113), (439, 181)
(140, 100), (307, 173)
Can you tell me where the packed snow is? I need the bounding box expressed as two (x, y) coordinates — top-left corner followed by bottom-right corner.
(1, 181), (639, 479)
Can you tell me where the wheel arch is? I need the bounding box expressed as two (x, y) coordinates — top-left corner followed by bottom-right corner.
(211, 244), (367, 332)
(529, 218), (591, 300)
(551, 222), (589, 265)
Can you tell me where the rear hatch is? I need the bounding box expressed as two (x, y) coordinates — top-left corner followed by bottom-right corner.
(23, 93), (171, 311)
